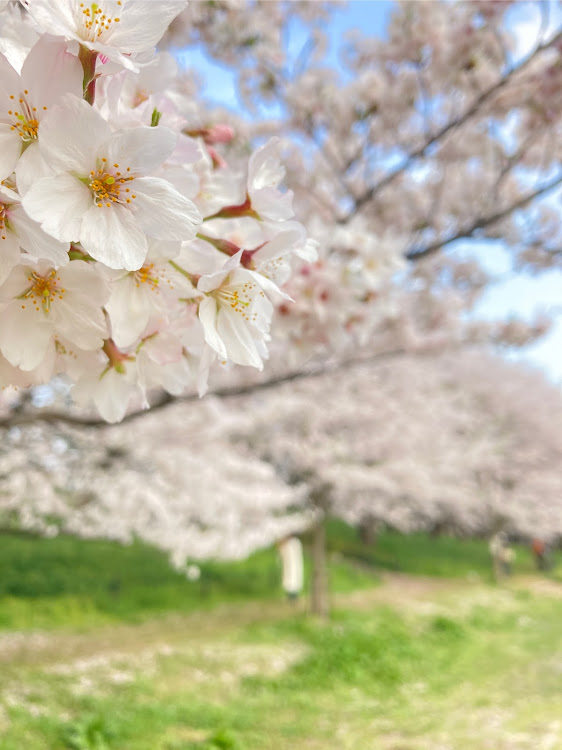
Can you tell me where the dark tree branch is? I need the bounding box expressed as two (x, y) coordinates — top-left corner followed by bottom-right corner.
(0, 349), (409, 430)
(340, 29), (562, 222)
(405, 173), (562, 261)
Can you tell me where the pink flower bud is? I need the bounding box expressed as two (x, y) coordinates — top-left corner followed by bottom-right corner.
(205, 124), (235, 144)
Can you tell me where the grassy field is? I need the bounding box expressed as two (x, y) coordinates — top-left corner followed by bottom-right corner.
(0, 523), (549, 631)
(0, 528), (380, 631)
(0, 527), (561, 749)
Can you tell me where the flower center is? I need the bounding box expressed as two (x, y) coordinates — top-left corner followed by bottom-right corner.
(7, 91), (46, 143)
(0, 204), (7, 241)
(89, 160), (135, 208)
(78, 2), (122, 41)
(135, 263), (159, 289)
(20, 270), (65, 314)
(215, 280), (262, 322)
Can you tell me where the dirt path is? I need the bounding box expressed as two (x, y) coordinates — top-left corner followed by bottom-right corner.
(0, 572), (559, 669)
(338, 571), (472, 611)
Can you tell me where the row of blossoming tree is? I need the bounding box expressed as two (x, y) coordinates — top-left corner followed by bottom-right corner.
(1, 0), (561, 574)
(2, 348), (561, 615)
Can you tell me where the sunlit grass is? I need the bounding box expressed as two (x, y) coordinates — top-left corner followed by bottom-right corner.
(1, 524), (559, 632)
(1, 581), (561, 749)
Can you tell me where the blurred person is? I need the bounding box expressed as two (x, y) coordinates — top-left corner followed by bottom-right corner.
(278, 536), (304, 602)
(531, 538), (550, 571)
(490, 532), (514, 580)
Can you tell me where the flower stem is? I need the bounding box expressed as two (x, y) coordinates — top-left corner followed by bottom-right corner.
(78, 45), (98, 105)
(169, 260), (198, 284)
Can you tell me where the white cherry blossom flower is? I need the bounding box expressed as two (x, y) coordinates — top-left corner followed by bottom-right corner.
(22, 0), (188, 71)
(73, 356), (143, 423)
(247, 137), (294, 221)
(0, 1), (38, 73)
(0, 259), (109, 370)
(105, 240), (196, 348)
(0, 183), (69, 285)
(197, 251), (288, 369)
(0, 36), (83, 181)
(136, 328), (192, 395)
(0, 352), (31, 389)
(23, 95), (201, 270)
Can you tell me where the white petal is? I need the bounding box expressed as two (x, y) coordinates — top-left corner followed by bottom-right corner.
(80, 204), (148, 270)
(73, 366), (139, 424)
(0, 263), (30, 302)
(59, 258), (111, 301)
(0, 123), (21, 181)
(0, 302), (53, 370)
(245, 269), (290, 302)
(23, 0), (78, 39)
(0, 232), (20, 284)
(253, 221), (306, 263)
(131, 176), (201, 241)
(93, 369), (138, 424)
(196, 267), (230, 294)
(106, 276), (151, 348)
(107, 126), (177, 175)
(252, 187), (294, 220)
(21, 36), (83, 109)
(216, 307), (264, 369)
(0, 52), (21, 113)
(38, 94), (111, 173)
(248, 138), (284, 190)
(23, 173), (92, 242)
(198, 296), (227, 359)
(8, 204), (69, 266)
(52, 294), (108, 350)
(0, 182), (20, 203)
(82, 41), (140, 72)
(107, 1), (188, 53)
(14, 141), (53, 196)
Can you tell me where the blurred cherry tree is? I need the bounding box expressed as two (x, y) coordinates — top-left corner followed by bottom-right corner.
(1, 1), (561, 578)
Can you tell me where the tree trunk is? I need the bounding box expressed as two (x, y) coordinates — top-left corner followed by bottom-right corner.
(358, 516), (379, 546)
(310, 514), (329, 617)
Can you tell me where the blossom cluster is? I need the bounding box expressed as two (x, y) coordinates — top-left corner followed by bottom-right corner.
(237, 350), (562, 545)
(0, 397), (312, 565)
(164, 1), (562, 371)
(0, 0), (310, 421)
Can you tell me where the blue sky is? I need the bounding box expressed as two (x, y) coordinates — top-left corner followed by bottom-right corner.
(179, 1), (562, 383)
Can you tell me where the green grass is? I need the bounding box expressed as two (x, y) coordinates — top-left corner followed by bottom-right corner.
(325, 519), (547, 578)
(1, 584), (561, 750)
(1, 527), (561, 748)
(0, 531), (377, 631)
(1, 523), (559, 631)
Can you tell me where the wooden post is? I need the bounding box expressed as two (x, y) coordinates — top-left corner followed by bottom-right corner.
(358, 515), (380, 546)
(310, 513), (329, 617)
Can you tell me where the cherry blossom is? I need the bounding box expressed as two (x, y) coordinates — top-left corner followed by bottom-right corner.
(1, 0), (559, 431)
(0, 182), (69, 283)
(0, 35), (83, 182)
(0, 259), (109, 371)
(22, 0), (188, 70)
(104, 240), (193, 348)
(0, 398), (311, 561)
(197, 251), (287, 369)
(235, 350), (562, 545)
(247, 138), (294, 221)
(23, 95), (201, 270)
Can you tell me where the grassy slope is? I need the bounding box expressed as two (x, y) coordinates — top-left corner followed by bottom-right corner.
(0, 527), (379, 630)
(0, 523), (557, 630)
(1, 526), (561, 749)
(325, 519), (542, 578)
(1, 577), (561, 749)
